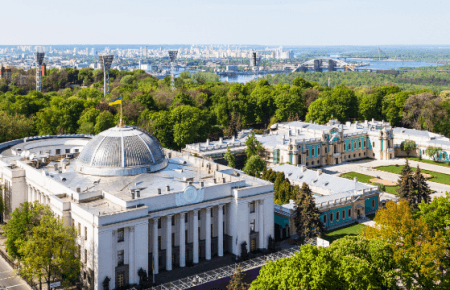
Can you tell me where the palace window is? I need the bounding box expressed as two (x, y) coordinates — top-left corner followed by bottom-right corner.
(363, 140), (365, 148)
(117, 228), (124, 242)
(336, 211), (340, 220)
(185, 213), (188, 222)
(78, 223), (81, 236)
(75, 149), (79, 153)
(250, 201), (255, 213)
(359, 140), (361, 148)
(65, 149), (70, 154)
(348, 209), (352, 218)
(323, 215), (327, 223)
(117, 250), (124, 266)
(85, 249), (87, 264)
(211, 224), (214, 237)
(306, 149), (309, 157)
(250, 220), (255, 232)
(117, 272), (125, 288)
(158, 218), (162, 229)
(330, 213), (334, 222)
(318, 148), (320, 155)
(158, 236), (161, 250)
(185, 230), (188, 243)
(172, 216), (175, 226)
(325, 147), (328, 154)
(312, 148), (315, 156)
(56, 149), (61, 155)
(373, 142), (375, 148)
(85, 226), (87, 241)
(211, 208), (214, 217)
(172, 233), (175, 247)
(342, 210), (346, 219)
(372, 199), (375, 208)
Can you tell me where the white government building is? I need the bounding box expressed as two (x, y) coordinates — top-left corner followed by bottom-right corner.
(0, 126), (274, 289)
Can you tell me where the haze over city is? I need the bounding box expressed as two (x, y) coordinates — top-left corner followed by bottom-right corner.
(2, 0), (450, 45)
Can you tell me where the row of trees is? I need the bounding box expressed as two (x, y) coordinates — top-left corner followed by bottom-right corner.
(247, 196), (450, 289)
(4, 202), (80, 289)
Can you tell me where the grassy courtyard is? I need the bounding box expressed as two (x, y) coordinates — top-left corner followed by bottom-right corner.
(340, 172), (400, 195)
(375, 165), (450, 186)
(402, 157), (450, 168)
(324, 223), (366, 243)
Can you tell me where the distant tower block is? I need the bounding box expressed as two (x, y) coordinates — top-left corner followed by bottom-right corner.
(99, 54), (114, 97)
(328, 59), (336, 72)
(168, 50), (178, 91)
(250, 52), (261, 79)
(35, 52), (45, 92)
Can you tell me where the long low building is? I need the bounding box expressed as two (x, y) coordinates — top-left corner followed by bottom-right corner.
(185, 119), (450, 168)
(271, 164), (379, 239)
(0, 126), (274, 290)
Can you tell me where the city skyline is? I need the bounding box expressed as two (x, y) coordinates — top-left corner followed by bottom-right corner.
(3, 0), (450, 46)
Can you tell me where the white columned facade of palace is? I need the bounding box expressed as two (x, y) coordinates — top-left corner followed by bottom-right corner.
(218, 204), (224, 257)
(152, 218), (159, 274)
(193, 209), (199, 264)
(205, 207), (211, 260)
(259, 200), (264, 248)
(179, 212), (186, 267)
(166, 215), (173, 271)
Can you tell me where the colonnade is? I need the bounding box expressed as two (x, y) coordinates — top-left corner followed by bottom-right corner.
(151, 204), (226, 274)
(27, 185), (50, 205)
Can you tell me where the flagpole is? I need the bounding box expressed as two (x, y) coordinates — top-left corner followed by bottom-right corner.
(120, 97), (123, 127)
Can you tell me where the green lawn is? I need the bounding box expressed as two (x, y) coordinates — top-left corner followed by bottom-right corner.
(402, 157), (450, 168)
(375, 165), (450, 186)
(340, 172), (400, 195)
(324, 223), (366, 242)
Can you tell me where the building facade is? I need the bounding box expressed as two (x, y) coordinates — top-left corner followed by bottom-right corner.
(271, 164), (379, 239)
(0, 126), (274, 290)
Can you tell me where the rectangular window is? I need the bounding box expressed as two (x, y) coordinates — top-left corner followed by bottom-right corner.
(306, 149), (309, 157)
(172, 233), (175, 247)
(85, 249), (88, 264)
(56, 149), (61, 155)
(325, 147), (328, 154)
(185, 230), (188, 243)
(65, 149), (70, 153)
(249, 201), (255, 213)
(158, 236), (161, 250)
(78, 245), (81, 258)
(223, 221), (225, 235)
(158, 219), (162, 229)
(78, 223), (81, 236)
(84, 226), (87, 240)
(198, 227), (201, 240)
(318, 148), (320, 155)
(211, 208), (214, 217)
(211, 224), (214, 237)
(336, 211), (340, 220)
(373, 142), (375, 148)
(250, 219), (255, 232)
(342, 210), (346, 219)
(117, 228), (124, 242)
(312, 148), (315, 157)
(348, 209), (352, 218)
(172, 215), (175, 226)
(75, 148), (79, 153)
(185, 213), (188, 222)
(117, 250), (124, 266)
(117, 272), (125, 288)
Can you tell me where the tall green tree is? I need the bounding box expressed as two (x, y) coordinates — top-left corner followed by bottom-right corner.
(18, 213), (80, 289)
(245, 131), (262, 159)
(414, 165), (431, 206)
(293, 183), (324, 243)
(4, 202), (52, 260)
(243, 155), (265, 177)
(227, 264), (249, 290)
(426, 146), (443, 161)
(417, 192), (450, 243)
(401, 140), (417, 157)
(396, 160), (416, 207)
(94, 110), (115, 134)
(224, 147), (236, 168)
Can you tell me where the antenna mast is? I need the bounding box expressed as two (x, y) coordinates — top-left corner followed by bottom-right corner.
(35, 52), (45, 92)
(168, 50), (178, 91)
(99, 54), (114, 97)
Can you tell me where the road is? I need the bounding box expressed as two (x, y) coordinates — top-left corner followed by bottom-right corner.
(0, 257), (29, 290)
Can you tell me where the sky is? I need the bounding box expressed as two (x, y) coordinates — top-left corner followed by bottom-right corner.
(2, 0), (449, 45)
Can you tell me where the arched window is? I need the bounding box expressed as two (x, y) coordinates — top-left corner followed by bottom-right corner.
(330, 213), (334, 222)
(323, 215), (327, 223)
(348, 209), (352, 218)
(342, 210), (346, 219)
(336, 211), (340, 220)
(372, 199), (375, 208)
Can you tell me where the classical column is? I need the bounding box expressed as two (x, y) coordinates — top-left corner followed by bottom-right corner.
(27, 186), (31, 202)
(152, 218), (159, 274)
(129, 227), (135, 283)
(205, 207), (211, 260)
(193, 210), (199, 264)
(259, 200), (264, 249)
(179, 213), (186, 267)
(166, 215), (173, 271)
(218, 205), (224, 257)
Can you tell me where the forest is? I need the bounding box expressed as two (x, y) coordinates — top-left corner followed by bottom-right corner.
(1, 67), (450, 152)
